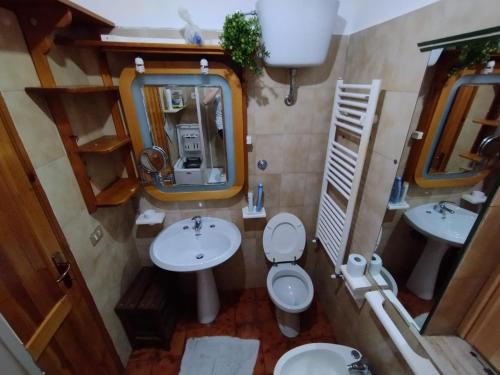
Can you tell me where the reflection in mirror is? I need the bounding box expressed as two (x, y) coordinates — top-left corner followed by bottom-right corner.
(139, 146), (169, 184)
(367, 36), (500, 335)
(408, 41), (500, 188)
(429, 83), (500, 175)
(141, 84), (227, 188)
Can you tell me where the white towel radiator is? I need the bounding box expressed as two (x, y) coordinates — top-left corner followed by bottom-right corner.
(315, 79), (381, 273)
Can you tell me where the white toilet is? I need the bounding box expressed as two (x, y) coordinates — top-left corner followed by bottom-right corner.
(263, 213), (314, 338)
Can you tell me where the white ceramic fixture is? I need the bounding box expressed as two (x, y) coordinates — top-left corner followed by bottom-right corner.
(150, 217), (241, 323)
(404, 202), (477, 300)
(263, 213), (314, 337)
(257, 0), (336, 67)
(274, 343), (363, 375)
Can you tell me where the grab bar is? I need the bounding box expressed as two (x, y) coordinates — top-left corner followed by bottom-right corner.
(365, 291), (439, 375)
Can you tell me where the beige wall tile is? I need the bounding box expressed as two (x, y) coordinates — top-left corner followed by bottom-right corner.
(307, 134), (328, 173)
(248, 174), (281, 208)
(350, 151), (398, 257)
(0, 8), (40, 91)
(280, 173), (307, 207)
(254, 134), (285, 174)
(36, 157), (87, 227)
(5, 91), (65, 168)
(373, 91), (419, 161)
(282, 134), (310, 173)
(249, 87), (287, 134)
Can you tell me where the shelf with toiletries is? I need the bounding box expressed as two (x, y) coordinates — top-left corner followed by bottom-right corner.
(387, 177), (410, 210)
(242, 183), (266, 219)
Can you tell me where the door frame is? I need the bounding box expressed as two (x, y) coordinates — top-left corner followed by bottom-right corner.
(0, 94), (124, 372)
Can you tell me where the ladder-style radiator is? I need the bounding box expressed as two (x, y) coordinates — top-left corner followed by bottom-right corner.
(315, 79), (381, 273)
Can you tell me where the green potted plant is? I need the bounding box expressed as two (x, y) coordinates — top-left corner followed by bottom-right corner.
(450, 38), (500, 75)
(220, 12), (269, 74)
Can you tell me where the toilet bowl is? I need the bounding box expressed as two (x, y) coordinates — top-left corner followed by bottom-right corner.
(263, 213), (314, 338)
(274, 343), (365, 375)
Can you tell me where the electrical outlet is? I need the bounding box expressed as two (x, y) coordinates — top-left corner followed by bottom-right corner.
(89, 225), (104, 246)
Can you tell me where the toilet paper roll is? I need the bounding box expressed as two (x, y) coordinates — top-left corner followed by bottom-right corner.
(369, 254), (383, 275)
(347, 253), (367, 277)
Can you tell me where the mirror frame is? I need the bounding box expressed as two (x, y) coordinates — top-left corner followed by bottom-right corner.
(412, 68), (498, 188)
(119, 61), (246, 201)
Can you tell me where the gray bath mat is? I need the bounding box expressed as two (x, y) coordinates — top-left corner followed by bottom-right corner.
(179, 336), (260, 375)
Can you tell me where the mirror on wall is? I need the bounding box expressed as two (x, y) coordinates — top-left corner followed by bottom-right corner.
(140, 84), (228, 187)
(119, 62), (245, 201)
(428, 82), (499, 176)
(408, 43), (500, 188)
(366, 34), (500, 334)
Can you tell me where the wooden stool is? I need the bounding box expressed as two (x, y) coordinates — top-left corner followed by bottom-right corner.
(115, 267), (178, 349)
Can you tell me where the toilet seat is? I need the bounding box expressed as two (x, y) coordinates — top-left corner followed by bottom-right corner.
(267, 263), (313, 313)
(263, 213), (306, 263)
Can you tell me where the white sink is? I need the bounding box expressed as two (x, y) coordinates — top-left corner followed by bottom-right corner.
(404, 202), (477, 247)
(150, 217), (241, 272)
(150, 217), (241, 323)
(404, 202), (478, 300)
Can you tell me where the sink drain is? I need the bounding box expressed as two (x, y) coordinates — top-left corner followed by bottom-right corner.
(195, 253), (204, 260)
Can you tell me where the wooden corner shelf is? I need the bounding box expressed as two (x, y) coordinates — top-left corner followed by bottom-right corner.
(472, 118), (500, 127)
(96, 178), (139, 207)
(25, 86), (118, 95)
(54, 36), (225, 56)
(78, 136), (130, 154)
(459, 152), (482, 162)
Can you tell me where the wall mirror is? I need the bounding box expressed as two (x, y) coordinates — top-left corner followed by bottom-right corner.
(120, 62), (245, 201)
(364, 31), (500, 372)
(406, 44), (500, 188)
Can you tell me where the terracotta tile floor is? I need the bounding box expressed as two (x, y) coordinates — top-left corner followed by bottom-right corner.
(397, 286), (434, 318)
(125, 287), (336, 375)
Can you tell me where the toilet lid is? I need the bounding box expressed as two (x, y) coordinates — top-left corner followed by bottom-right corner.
(263, 213), (306, 263)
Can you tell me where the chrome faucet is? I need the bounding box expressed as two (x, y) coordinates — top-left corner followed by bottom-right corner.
(347, 359), (369, 374)
(192, 216), (202, 232)
(434, 200), (456, 215)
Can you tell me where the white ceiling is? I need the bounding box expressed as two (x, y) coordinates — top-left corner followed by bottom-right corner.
(73, 0), (439, 35)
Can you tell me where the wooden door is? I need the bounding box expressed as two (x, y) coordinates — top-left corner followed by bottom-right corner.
(459, 267), (500, 371)
(0, 95), (123, 374)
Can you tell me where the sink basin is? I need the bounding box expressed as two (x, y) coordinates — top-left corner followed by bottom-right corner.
(404, 202), (477, 246)
(150, 217), (241, 272)
(404, 202), (478, 300)
(150, 217), (241, 323)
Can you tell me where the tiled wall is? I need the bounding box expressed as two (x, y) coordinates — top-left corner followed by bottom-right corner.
(0, 7), (141, 364)
(313, 0), (500, 373)
(127, 35), (350, 292)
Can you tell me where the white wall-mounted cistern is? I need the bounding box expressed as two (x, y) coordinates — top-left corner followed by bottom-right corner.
(256, 0), (336, 105)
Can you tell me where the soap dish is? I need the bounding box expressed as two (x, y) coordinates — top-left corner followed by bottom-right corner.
(136, 210), (166, 225)
(387, 201), (410, 210)
(242, 206), (266, 219)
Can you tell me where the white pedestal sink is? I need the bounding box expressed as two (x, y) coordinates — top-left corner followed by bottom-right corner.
(404, 202), (477, 300)
(150, 217), (241, 323)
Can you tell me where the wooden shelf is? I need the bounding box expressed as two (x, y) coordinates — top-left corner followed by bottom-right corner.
(472, 118), (500, 127)
(78, 136), (130, 154)
(96, 178), (139, 207)
(26, 86), (118, 95)
(55, 36), (225, 56)
(459, 152), (482, 162)
(0, 0), (114, 27)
